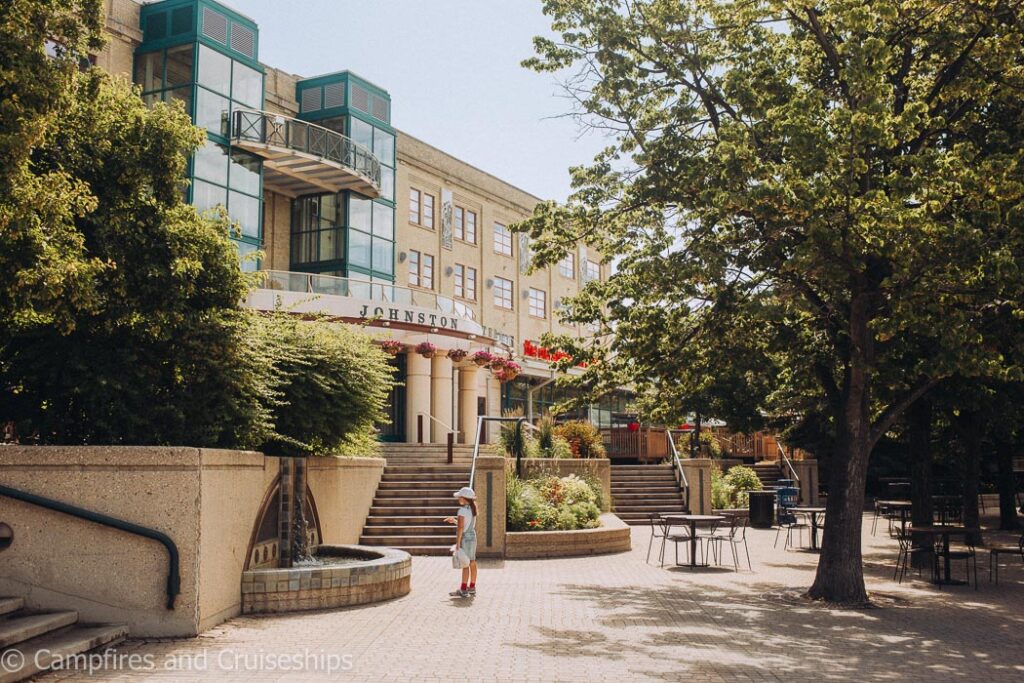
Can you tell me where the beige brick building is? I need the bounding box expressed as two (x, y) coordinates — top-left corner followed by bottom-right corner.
(95, 0), (619, 444)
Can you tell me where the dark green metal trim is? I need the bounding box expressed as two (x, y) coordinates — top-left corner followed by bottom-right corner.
(0, 484), (181, 609)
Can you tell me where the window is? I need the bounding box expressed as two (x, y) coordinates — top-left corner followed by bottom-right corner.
(408, 250), (419, 286)
(465, 210), (477, 244)
(408, 188), (420, 225)
(409, 251), (433, 289)
(409, 188), (434, 229)
(494, 223), (512, 256)
(586, 259), (600, 282)
(528, 288), (547, 318)
(454, 207), (477, 244)
(559, 252), (576, 279)
(422, 193), (434, 229)
(454, 264), (476, 301)
(494, 277), (513, 309)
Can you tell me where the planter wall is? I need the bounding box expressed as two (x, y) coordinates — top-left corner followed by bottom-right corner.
(505, 513), (631, 559)
(0, 447), (384, 637)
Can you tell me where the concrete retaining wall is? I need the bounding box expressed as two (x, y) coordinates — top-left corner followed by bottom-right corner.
(505, 513), (631, 559)
(0, 447), (384, 637)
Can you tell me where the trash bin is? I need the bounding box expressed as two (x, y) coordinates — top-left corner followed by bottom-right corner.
(777, 485), (800, 524)
(748, 490), (775, 529)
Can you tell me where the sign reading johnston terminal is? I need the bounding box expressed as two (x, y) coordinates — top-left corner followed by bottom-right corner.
(358, 304), (461, 330)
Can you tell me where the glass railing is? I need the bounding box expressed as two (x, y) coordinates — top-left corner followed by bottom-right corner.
(231, 109), (382, 191)
(259, 270), (477, 322)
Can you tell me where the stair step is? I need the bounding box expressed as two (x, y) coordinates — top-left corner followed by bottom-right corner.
(380, 473), (469, 481)
(372, 497), (460, 505)
(364, 515), (459, 526)
(0, 612), (78, 649)
(0, 624), (127, 683)
(370, 506), (461, 516)
(0, 599), (24, 618)
(362, 526), (455, 536)
(359, 535), (454, 546)
(375, 489), (461, 497)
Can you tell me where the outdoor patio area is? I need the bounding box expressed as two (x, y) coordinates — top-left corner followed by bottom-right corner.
(40, 515), (1024, 682)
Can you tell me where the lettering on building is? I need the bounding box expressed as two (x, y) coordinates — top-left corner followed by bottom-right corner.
(359, 304), (459, 330)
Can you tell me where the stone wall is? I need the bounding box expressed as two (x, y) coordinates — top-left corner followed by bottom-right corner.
(0, 448), (384, 637)
(505, 513), (630, 559)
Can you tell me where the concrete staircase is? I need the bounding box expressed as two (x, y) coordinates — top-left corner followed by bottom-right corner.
(378, 442), (477, 466)
(610, 464), (689, 526)
(0, 597), (127, 683)
(752, 461), (785, 491)
(359, 463), (469, 556)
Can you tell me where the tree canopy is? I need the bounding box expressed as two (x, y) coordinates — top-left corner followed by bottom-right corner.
(518, 0), (1024, 603)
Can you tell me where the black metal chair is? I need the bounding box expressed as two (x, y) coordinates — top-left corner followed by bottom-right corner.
(893, 528), (933, 584)
(775, 510), (809, 550)
(987, 533), (1024, 584)
(934, 535), (978, 589)
(646, 512), (669, 564)
(708, 514), (752, 572)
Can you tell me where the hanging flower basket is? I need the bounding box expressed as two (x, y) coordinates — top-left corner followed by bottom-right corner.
(471, 350), (495, 367)
(415, 341), (437, 358)
(379, 339), (404, 356)
(447, 348), (468, 363)
(489, 358), (522, 383)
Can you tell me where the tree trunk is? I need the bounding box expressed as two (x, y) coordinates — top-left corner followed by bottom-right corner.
(808, 292), (872, 605)
(908, 398), (933, 568)
(996, 441), (1019, 531)
(959, 411), (983, 545)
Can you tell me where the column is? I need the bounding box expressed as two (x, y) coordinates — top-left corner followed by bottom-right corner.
(679, 458), (714, 515)
(457, 365), (479, 445)
(404, 351), (432, 443)
(472, 455), (506, 558)
(430, 355), (454, 443)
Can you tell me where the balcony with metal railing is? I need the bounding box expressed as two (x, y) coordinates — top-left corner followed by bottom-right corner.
(247, 270), (484, 338)
(230, 109), (382, 199)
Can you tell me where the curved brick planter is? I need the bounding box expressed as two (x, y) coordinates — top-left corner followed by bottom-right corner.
(241, 545), (411, 614)
(505, 513), (631, 559)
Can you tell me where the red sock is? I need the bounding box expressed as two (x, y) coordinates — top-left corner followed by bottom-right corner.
(469, 583), (475, 588)
(460, 583), (468, 591)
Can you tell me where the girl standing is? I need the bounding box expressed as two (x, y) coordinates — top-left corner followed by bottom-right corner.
(446, 486), (477, 597)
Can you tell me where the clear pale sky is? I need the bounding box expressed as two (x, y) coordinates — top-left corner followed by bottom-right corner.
(231, 0), (606, 202)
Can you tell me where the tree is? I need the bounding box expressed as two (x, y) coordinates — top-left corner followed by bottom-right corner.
(256, 313), (395, 563)
(0, 0), (106, 332)
(0, 51), (274, 446)
(518, 0), (1024, 603)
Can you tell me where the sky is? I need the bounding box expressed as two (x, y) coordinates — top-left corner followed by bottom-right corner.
(231, 0), (608, 202)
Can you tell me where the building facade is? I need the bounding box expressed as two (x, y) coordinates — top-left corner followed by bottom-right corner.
(95, 0), (613, 444)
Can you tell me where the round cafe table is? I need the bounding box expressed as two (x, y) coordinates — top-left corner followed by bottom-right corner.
(909, 525), (979, 585)
(876, 500), (912, 537)
(661, 514), (725, 567)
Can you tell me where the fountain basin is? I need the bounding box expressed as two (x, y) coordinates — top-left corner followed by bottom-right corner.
(241, 545), (411, 614)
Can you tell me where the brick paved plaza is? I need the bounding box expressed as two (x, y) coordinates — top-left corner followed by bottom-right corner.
(45, 518), (1024, 682)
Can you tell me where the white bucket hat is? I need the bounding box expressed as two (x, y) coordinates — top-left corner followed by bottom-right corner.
(453, 486), (477, 500)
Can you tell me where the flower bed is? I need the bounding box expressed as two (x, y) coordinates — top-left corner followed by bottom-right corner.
(505, 513), (630, 559)
(507, 473), (603, 531)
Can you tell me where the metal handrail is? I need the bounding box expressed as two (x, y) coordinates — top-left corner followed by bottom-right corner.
(231, 109), (382, 189)
(777, 442), (800, 485)
(0, 484), (180, 609)
(469, 415), (529, 488)
(417, 412), (458, 436)
(666, 429), (690, 512)
(258, 270), (477, 322)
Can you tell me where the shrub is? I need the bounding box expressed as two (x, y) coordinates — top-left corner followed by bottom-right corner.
(554, 420), (607, 458)
(710, 465), (733, 510)
(506, 473), (603, 531)
(723, 465), (762, 508)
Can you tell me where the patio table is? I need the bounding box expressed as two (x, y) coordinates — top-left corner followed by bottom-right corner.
(877, 500), (912, 536)
(791, 506), (827, 550)
(909, 525), (979, 585)
(661, 514), (725, 568)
